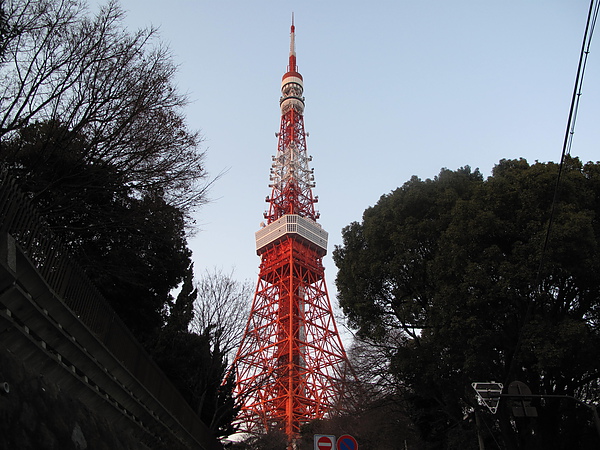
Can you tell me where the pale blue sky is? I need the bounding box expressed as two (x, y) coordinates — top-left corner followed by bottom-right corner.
(116, 1), (599, 303)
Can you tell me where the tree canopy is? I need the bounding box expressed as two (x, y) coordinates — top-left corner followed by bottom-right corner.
(333, 157), (600, 449)
(0, 0), (209, 339)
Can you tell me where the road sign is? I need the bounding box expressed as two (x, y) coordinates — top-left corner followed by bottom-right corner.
(472, 381), (503, 414)
(336, 434), (358, 450)
(315, 435), (335, 450)
(508, 381), (538, 417)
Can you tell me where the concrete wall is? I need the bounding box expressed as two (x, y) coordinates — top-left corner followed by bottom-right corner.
(0, 349), (187, 450)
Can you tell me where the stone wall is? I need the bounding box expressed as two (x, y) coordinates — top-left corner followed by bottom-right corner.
(0, 349), (172, 450)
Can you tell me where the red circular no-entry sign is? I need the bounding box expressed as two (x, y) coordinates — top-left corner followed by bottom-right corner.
(316, 435), (335, 450)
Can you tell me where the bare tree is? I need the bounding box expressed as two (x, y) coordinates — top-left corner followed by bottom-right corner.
(0, 0), (208, 214)
(192, 268), (254, 362)
(346, 329), (407, 399)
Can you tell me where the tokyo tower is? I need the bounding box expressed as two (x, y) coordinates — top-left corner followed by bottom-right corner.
(231, 17), (352, 440)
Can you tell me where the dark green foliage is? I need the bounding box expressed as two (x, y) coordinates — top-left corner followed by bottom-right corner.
(151, 327), (238, 439)
(169, 263), (198, 334)
(2, 121), (192, 341)
(152, 267), (239, 438)
(334, 158), (600, 449)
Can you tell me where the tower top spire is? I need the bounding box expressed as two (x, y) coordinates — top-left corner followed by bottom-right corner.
(288, 13), (297, 74)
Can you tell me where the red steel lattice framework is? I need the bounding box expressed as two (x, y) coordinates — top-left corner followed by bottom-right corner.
(231, 18), (352, 440)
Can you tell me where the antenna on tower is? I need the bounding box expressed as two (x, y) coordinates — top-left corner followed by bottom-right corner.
(289, 13), (297, 73)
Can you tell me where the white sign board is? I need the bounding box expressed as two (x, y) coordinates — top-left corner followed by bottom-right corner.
(472, 381), (503, 414)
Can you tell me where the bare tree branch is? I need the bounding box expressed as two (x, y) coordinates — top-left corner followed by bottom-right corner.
(192, 268), (254, 362)
(1, 0), (209, 215)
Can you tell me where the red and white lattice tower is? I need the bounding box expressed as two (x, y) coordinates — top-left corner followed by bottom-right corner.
(231, 18), (352, 440)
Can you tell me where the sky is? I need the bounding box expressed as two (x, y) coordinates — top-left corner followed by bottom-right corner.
(113, 0), (599, 320)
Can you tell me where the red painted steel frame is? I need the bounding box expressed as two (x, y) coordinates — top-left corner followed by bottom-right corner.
(234, 237), (349, 437)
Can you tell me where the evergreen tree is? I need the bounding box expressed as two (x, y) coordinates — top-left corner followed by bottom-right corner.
(334, 158), (600, 449)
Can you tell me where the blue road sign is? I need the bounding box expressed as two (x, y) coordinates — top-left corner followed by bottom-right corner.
(336, 434), (358, 450)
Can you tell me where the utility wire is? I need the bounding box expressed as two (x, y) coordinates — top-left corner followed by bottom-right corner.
(505, 0), (599, 384)
(566, 0), (600, 158)
(538, 0), (599, 282)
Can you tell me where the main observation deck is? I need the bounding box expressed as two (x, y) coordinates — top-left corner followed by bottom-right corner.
(255, 214), (328, 256)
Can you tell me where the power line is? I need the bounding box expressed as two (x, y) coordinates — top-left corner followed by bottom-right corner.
(539, 0), (599, 282)
(565, 0), (600, 158)
(506, 0), (599, 384)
